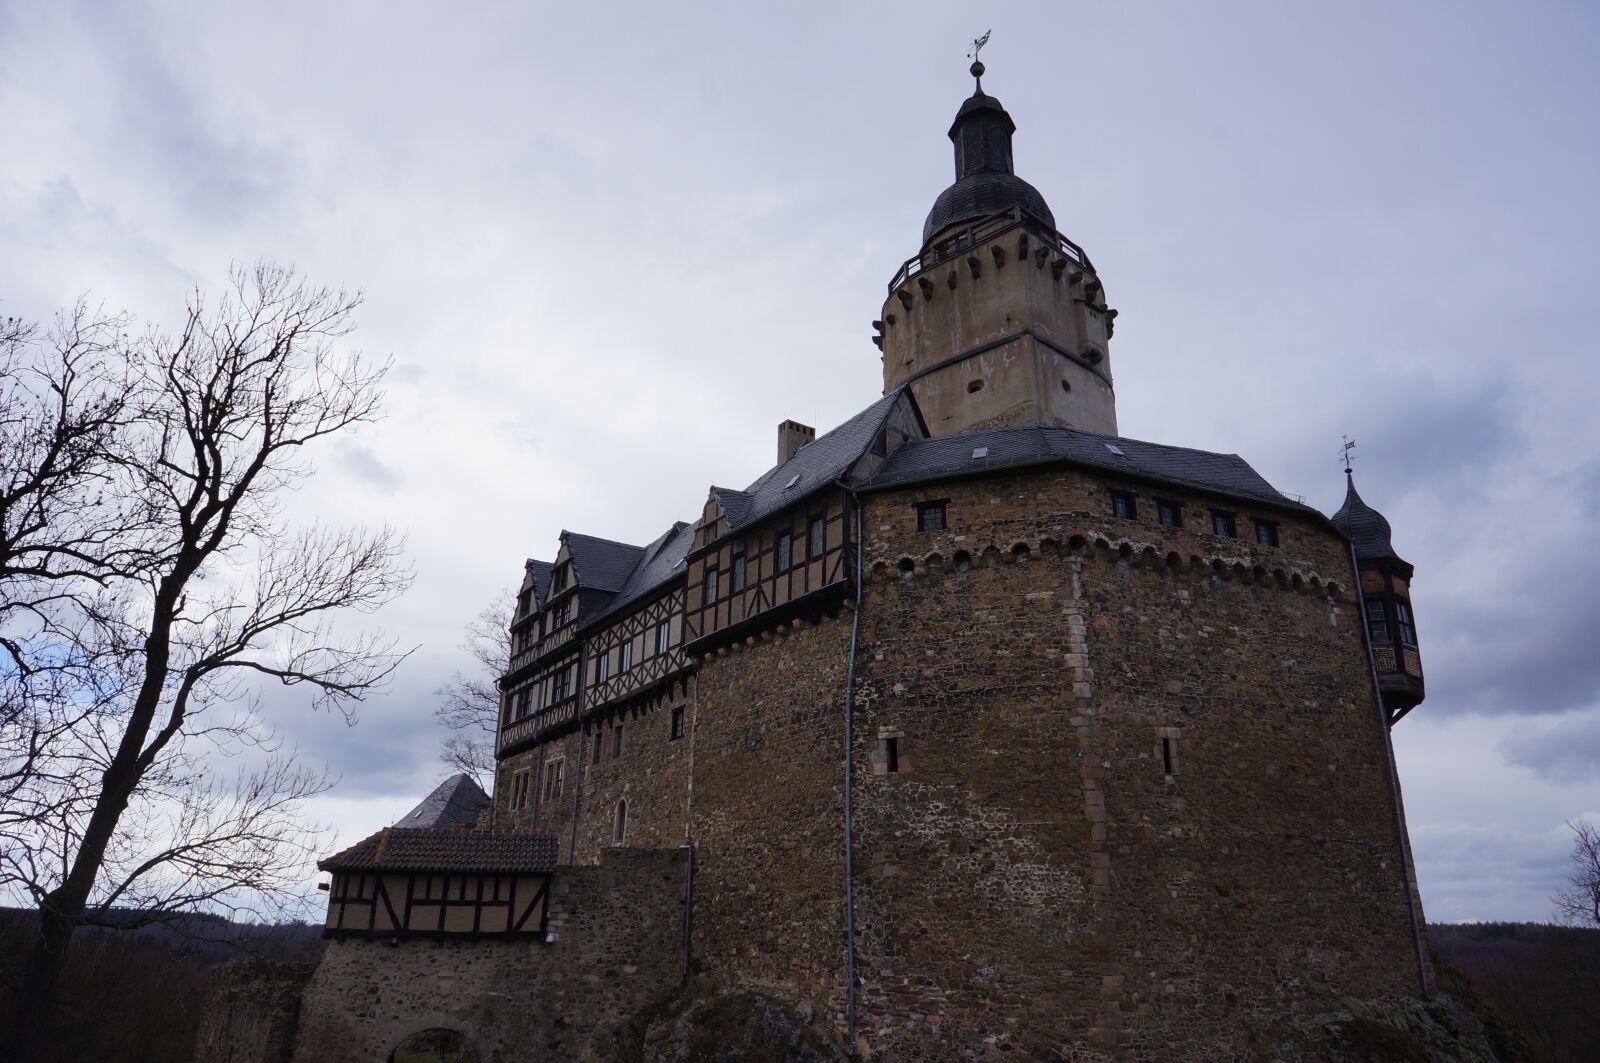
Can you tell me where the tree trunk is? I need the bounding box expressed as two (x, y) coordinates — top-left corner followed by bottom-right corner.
(9, 905), (76, 1063)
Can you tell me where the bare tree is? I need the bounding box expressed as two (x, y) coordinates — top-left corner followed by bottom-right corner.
(1, 265), (412, 1063)
(434, 593), (513, 787)
(1553, 818), (1600, 929)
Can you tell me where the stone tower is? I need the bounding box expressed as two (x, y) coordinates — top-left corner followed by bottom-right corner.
(877, 60), (1119, 437)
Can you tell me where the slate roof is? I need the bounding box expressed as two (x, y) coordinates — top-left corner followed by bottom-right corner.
(1331, 473), (1398, 561)
(319, 828), (559, 874)
(563, 532), (646, 594)
(586, 522), (695, 628)
(863, 423), (1298, 507)
(710, 390), (907, 534)
(527, 560), (554, 606)
(393, 773), (489, 830)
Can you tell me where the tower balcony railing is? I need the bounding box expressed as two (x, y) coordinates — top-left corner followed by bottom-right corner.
(888, 207), (1097, 296)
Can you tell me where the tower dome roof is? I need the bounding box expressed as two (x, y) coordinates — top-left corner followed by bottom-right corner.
(1331, 472), (1398, 561)
(922, 75), (1055, 246)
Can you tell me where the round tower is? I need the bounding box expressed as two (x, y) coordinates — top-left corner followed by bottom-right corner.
(875, 60), (1119, 438)
(1333, 471), (1426, 721)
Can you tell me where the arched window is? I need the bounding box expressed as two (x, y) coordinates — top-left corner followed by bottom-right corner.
(613, 799), (627, 845)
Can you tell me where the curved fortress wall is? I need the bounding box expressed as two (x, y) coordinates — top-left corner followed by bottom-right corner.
(491, 461), (1425, 1059)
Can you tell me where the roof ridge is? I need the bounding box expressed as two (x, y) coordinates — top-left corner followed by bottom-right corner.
(562, 530), (647, 551)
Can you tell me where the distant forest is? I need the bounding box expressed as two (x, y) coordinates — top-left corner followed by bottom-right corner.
(0, 913), (1594, 1062)
(1430, 922), (1600, 1063)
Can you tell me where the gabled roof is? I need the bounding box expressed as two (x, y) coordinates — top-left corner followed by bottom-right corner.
(587, 522), (695, 628)
(319, 828), (559, 874)
(863, 423), (1297, 507)
(526, 560), (554, 606)
(709, 390), (909, 534)
(393, 773), (489, 830)
(562, 531), (646, 594)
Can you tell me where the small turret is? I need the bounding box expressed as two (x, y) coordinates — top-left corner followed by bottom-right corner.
(1333, 472), (1424, 722)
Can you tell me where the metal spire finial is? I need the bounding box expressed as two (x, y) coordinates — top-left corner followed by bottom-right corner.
(1341, 435), (1357, 475)
(968, 29), (991, 82)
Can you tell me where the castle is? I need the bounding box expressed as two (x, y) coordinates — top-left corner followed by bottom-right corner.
(277, 60), (1450, 1062)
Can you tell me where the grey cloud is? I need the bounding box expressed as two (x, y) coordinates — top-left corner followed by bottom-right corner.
(1499, 710), (1600, 785)
(336, 442), (405, 494)
(1412, 820), (1574, 924)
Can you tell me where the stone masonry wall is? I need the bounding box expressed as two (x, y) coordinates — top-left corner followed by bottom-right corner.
(849, 466), (1426, 1060)
(687, 615), (854, 1017)
(289, 848), (688, 1063)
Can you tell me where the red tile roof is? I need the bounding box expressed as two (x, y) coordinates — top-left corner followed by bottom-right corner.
(318, 828), (559, 873)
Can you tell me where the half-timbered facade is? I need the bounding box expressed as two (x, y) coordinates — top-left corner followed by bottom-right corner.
(319, 829), (557, 938)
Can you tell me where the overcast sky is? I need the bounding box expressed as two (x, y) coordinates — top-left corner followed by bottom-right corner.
(3, 1), (1597, 923)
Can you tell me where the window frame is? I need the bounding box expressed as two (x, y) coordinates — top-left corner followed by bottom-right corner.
(620, 640), (633, 672)
(1210, 510), (1237, 538)
(594, 651), (610, 685)
(808, 513), (826, 560)
(916, 500), (948, 532)
(1365, 600), (1391, 644)
(670, 706), (685, 741)
(1110, 490), (1138, 520)
(731, 552), (747, 592)
(704, 566), (719, 605)
(1155, 498), (1184, 529)
(775, 529), (793, 572)
(1253, 518), (1280, 547)
(655, 619), (671, 656)
(1395, 599), (1417, 647)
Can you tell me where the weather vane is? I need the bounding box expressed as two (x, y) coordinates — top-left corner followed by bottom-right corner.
(1341, 435), (1357, 474)
(968, 30), (991, 63)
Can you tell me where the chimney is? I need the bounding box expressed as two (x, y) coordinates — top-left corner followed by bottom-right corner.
(777, 419), (816, 465)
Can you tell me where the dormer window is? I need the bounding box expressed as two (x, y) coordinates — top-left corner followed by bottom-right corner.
(1156, 499), (1183, 528)
(552, 563), (570, 593)
(518, 589), (532, 615)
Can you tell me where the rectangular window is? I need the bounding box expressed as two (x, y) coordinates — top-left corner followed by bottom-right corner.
(731, 553), (746, 592)
(1395, 600), (1417, 646)
(620, 641), (633, 672)
(656, 619), (671, 655)
(595, 652), (610, 684)
(552, 667), (570, 701)
(514, 689), (531, 720)
(1254, 519), (1280, 547)
(917, 501), (947, 532)
(552, 564), (569, 593)
(1156, 499), (1183, 528)
(510, 770), (530, 811)
(1210, 510), (1237, 538)
(671, 706), (685, 740)
(1111, 490), (1137, 520)
(886, 737), (900, 774)
(704, 568), (719, 604)
(544, 760), (565, 801)
(1365, 600), (1391, 644)
(809, 514), (826, 559)
(518, 589), (532, 615)
(1161, 737), (1174, 776)
(776, 530), (792, 572)
(613, 725), (623, 758)
(551, 601), (570, 629)
(593, 729), (603, 763)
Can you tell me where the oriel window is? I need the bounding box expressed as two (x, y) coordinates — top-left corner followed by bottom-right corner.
(917, 501), (947, 532)
(1395, 600), (1417, 646)
(1111, 491), (1137, 520)
(1365, 600), (1391, 644)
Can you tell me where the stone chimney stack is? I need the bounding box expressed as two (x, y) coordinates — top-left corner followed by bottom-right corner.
(777, 420), (815, 465)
